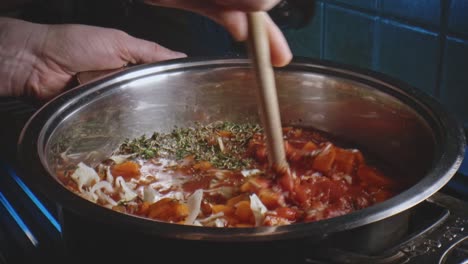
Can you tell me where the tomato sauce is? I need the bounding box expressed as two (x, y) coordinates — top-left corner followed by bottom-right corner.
(57, 125), (403, 227)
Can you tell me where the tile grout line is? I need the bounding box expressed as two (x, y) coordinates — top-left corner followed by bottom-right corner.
(319, 1), (326, 60)
(323, 0), (443, 34)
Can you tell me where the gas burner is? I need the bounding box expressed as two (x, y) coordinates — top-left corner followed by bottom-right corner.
(304, 192), (468, 264)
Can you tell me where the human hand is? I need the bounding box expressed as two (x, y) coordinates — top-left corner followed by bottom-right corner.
(143, 0), (293, 67)
(0, 17), (186, 100)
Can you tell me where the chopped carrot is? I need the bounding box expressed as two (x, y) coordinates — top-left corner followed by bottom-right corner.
(147, 198), (189, 222)
(293, 184), (311, 206)
(138, 201), (151, 216)
(226, 194), (248, 207)
(259, 189), (285, 209)
(211, 204), (235, 216)
(240, 177), (270, 193)
(312, 144), (336, 173)
(111, 161), (140, 179)
(234, 200), (254, 224)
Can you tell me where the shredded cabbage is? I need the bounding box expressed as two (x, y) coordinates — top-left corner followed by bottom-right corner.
(90, 181), (114, 194)
(143, 186), (159, 203)
(71, 162), (100, 191)
(250, 193), (267, 226)
(109, 154), (135, 164)
(116, 176), (137, 201)
(106, 166), (114, 184)
(241, 169), (262, 177)
(185, 189), (203, 225)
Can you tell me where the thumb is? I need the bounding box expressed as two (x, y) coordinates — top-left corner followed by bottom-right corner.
(120, 35), (187, 64)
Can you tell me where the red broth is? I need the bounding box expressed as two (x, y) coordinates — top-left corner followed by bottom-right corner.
(56, 123), (402, 227)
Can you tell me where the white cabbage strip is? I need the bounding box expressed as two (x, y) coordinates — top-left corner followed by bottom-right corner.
(71, 162), (100, 191)
(116, 176), (137, 201)
(185, 189), (204, 225)
(250, 193), (267, 226)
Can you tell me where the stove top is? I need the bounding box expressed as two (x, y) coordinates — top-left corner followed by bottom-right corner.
(0, 98), (467, 264)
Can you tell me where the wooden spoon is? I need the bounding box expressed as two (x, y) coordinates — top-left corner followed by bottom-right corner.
(247, 12), (289, 170)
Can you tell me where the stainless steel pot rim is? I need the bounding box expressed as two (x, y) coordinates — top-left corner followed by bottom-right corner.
(17, 57), (466, 241)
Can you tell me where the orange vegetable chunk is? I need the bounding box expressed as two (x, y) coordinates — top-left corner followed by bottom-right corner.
(234, 201), (254, 224)
(259, 189), (285, 209)
(302, 141), (318, 151)
(211, 204), (235, 216)
(334, 148), (356, 175)
(111, 161), (140, 179)
(147, 198), (189, 222)
(312, 144), (336, 173)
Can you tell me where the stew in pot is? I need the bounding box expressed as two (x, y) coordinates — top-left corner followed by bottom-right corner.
(56, 121), (403, 227)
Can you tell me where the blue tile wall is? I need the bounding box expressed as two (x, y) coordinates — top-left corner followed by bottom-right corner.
(283, 0), (468, 127)
(331, 0), (377, 11)
(284, 2), (323, 58)
(324, 5), (376, 69)
(441, 37), (468, 127)
(381, 0), (440, 27)
(448, 0), (468, 36)
(376, 20), (439, 95)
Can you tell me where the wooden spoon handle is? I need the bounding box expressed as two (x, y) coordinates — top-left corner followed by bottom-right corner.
(247, 12), (288, 169)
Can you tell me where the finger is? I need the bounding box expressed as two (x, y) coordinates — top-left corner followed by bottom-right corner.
(143, 0), (281, 12)
(121, 35), (187, 64)
(213, 11), (248, 42)
(213, 12), (292, 67)
(263, 13), (293, 67)
(212, 0), (281, 11)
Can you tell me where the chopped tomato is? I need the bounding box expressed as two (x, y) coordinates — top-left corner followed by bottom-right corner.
(275, 207), (298, 221)
(240, 177), (271, 193)
(334, 148), (356, 175)
(259, 189), (286, 209)
(302, 141), (318, 151)
(312, 144), (336, 173)
(61, 123), (403, 228)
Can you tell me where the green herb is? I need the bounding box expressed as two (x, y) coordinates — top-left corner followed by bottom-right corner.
(116, 121), (262, 170)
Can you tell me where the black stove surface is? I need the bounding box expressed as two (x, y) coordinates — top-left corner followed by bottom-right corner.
(0, 98), (467, 264)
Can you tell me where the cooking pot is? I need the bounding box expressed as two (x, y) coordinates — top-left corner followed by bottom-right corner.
(17, 57), (465, 263)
